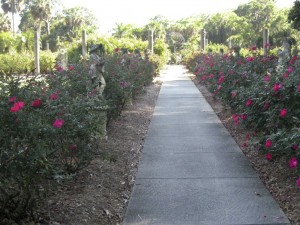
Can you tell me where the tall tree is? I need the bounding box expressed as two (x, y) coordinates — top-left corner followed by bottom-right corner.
(288, 0), (300, 31)
(24, 0), (57, 34)
(234, 0), (276, 44)
(204, 12), (251, 46)
(45, 6), (98, 50)
(1, 0), (25, 33)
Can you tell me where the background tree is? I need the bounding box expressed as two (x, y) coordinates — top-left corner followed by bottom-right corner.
(271, 8), (298, 46)
(131, 26), (146, 40)
(112, 23), (133, 38)
(0, 12), (11, 31)
(288, 0), (300, 31)
(204, 12), (251, 46)
(1, 0), (25, 32)
(23, 0), (57, 35)
(234, 0), (276, 44)
(145, 15), (169, 41)
(45, 6), (98, 51)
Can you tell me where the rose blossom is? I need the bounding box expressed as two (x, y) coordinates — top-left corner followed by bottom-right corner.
(69, 145), (77, 150)
(273, 84), (283, 92)
(265, 139), (272, 148)
(264, 76), (270, 82)
(263, 102), (270, 110)
(53, 119), (64, 128)
(9, 96), (17, 103)
(266, 153), (272, 161)
(289, 157), (298, 168)
(280, 108), (287, 117)
(246, 99), (253, 107)
(49, 93), (58, 100)
(10, 101), (25, 113)
(31, 99), (42, 107)
(292, 144), (298, 151)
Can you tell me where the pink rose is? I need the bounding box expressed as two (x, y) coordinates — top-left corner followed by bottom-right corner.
(53, 119), (64, 128)
(10, 101), (25, 113)
(289, 157), (298, 168)
(264, 76), (270, 82)
(292, 144), (298, 151)
(280, 108), (287, 117)
(31, 99), (42, 107)
(9, 96), (17, 103)
(265, 139), (272, 148)
(246, 99), (252, 107)
(266, 153), (272, 161)
(49, 93), (58, 100)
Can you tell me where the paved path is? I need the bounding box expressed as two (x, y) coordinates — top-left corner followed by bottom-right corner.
(122, 65), (291, 225)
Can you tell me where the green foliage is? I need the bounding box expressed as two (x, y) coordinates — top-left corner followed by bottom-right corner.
(0, 46), (162, 222)
(288, 0), (300, 31)
(0, 31), (14, 53)
(67, 36), (148, 64)
(104, 51), (157, 121)
(0, 52), (34, 74)
(151, 38), (170, 70)
(112, 23), (134, 38)
(40, 50), (56, 72)
(0, 64), (106, 221)
(0, 50), (56, 74)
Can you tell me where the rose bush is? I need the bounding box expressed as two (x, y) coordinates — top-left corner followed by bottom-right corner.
(187, 48), (300, 186)
(0, 50), (160, 222)
(104, 50), (157, 121)
(0, 63), (108, 221)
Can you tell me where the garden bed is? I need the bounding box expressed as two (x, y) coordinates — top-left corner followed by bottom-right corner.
(33, 79), (162, 225)
(13, 70), (299, 225)
(190, 74), (300, 225)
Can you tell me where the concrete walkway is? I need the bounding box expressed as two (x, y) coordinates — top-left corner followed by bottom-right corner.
(122, 65), (291, 225)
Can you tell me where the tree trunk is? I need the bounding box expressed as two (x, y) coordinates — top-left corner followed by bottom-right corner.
(45, 20), (50, 35)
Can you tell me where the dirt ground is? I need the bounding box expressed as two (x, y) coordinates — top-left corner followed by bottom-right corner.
(35, 69), (299, 225)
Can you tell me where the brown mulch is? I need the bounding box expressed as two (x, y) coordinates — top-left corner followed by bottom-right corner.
(32, 68), (299, 225)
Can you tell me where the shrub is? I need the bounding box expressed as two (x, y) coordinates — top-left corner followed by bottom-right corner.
(0, 47), (162, 222)
(104, 51), (156, 121)
(0, 51), (57, 75)
(187, 49), (300, 186)
(0, 64), (107, 221)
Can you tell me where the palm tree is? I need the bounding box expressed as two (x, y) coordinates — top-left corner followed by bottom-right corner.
(28, 0), (55, 35)
(1, 0), (24, 33)
(112, 23), (133, 38)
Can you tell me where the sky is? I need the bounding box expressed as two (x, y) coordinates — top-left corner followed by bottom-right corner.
(60, 0), (295, 35)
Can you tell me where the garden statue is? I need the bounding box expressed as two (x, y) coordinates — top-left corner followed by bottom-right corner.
(89, 44), (106, 99)
(277, 38), (292, 73)
(282, 38), (291, 63)
(89, 44), (107, 140)
(56, 48), (68, 70)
